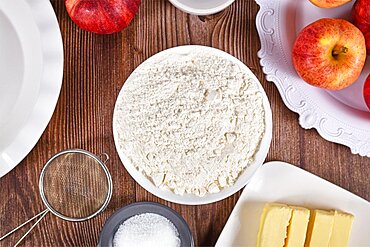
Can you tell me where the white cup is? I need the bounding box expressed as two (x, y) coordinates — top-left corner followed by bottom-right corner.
(168, 0), (236, 15)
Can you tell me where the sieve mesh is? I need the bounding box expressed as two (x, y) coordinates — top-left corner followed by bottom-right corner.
(41, 152), (110, 219)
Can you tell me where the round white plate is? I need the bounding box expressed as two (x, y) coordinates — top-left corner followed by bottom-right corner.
(168, 0), (235, 16)
(255, 0), (370, 157)
(0, 0), (63, 177)
(113, 45), (272, 205)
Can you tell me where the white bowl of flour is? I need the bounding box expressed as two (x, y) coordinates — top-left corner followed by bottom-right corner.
(113, 45), (272, 205)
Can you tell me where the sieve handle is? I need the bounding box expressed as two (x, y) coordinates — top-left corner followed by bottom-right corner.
(0, 209), (49, 246)
(98, 153), (110, 164)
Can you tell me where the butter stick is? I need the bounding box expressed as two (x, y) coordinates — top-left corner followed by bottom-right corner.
(305, 209), (334, 247)
(285, 206), (310, 247)
(329, 210), (354, 247)
(257, 203), (292, 247)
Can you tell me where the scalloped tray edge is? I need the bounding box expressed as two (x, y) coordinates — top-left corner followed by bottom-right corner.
(255, 0), (370, 157)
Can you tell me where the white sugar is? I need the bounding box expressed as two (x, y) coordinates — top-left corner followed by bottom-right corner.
(113, 213), (181, 247)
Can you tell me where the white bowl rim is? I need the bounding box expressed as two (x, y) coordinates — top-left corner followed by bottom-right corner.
(168, 0), (236, 15)
(113, 45), (272, 205)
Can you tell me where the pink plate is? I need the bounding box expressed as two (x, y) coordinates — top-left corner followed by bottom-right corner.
(255, 0), (370, 157)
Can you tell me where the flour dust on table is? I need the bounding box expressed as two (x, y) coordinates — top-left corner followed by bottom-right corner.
(115, 48), (266, 197)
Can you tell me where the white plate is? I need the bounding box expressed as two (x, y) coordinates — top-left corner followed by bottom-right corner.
(216, 161), (370, 246)
(113, 45), (272, 205)
(168, 0), (235, 16)
(255, 0), (370, 157)
(0, 0), (63, 177)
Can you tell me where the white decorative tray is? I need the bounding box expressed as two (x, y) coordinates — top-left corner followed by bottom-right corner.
(255, 0), (370, 157)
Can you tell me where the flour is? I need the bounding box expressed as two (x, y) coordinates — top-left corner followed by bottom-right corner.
(115, 49), (266, 196)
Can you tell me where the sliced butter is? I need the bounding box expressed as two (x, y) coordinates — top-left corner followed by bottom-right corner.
(257, 203), (292, 247)
(329, 210), (354, 247)
(285, 206), (310, 247)
(305, 209), (334, 247)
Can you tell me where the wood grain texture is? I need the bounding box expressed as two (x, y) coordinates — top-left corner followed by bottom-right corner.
(0, 0), (369, 246)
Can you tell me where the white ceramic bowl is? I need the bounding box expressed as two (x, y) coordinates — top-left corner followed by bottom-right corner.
(168, 0), (235, 15)
(113, 45), (272, 205)
(0, 0), (63, 177)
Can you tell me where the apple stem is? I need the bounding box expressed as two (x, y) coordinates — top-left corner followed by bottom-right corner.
(332, 46), (348, 57)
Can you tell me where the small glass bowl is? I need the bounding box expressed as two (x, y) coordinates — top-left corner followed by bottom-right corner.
(98, 202), (194, 247)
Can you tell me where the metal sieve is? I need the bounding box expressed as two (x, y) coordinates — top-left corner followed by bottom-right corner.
(0, 149), (113, 247)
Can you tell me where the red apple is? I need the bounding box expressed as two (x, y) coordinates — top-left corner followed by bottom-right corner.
(65, 0), (141, 34)
(292, 18), (366, 90)
(364, 74), (370, 110)
(309, 0), (352, 8)
(353, 0), (370, 54)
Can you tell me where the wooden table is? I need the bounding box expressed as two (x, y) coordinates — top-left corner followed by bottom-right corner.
(1, 0), (369, 246)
